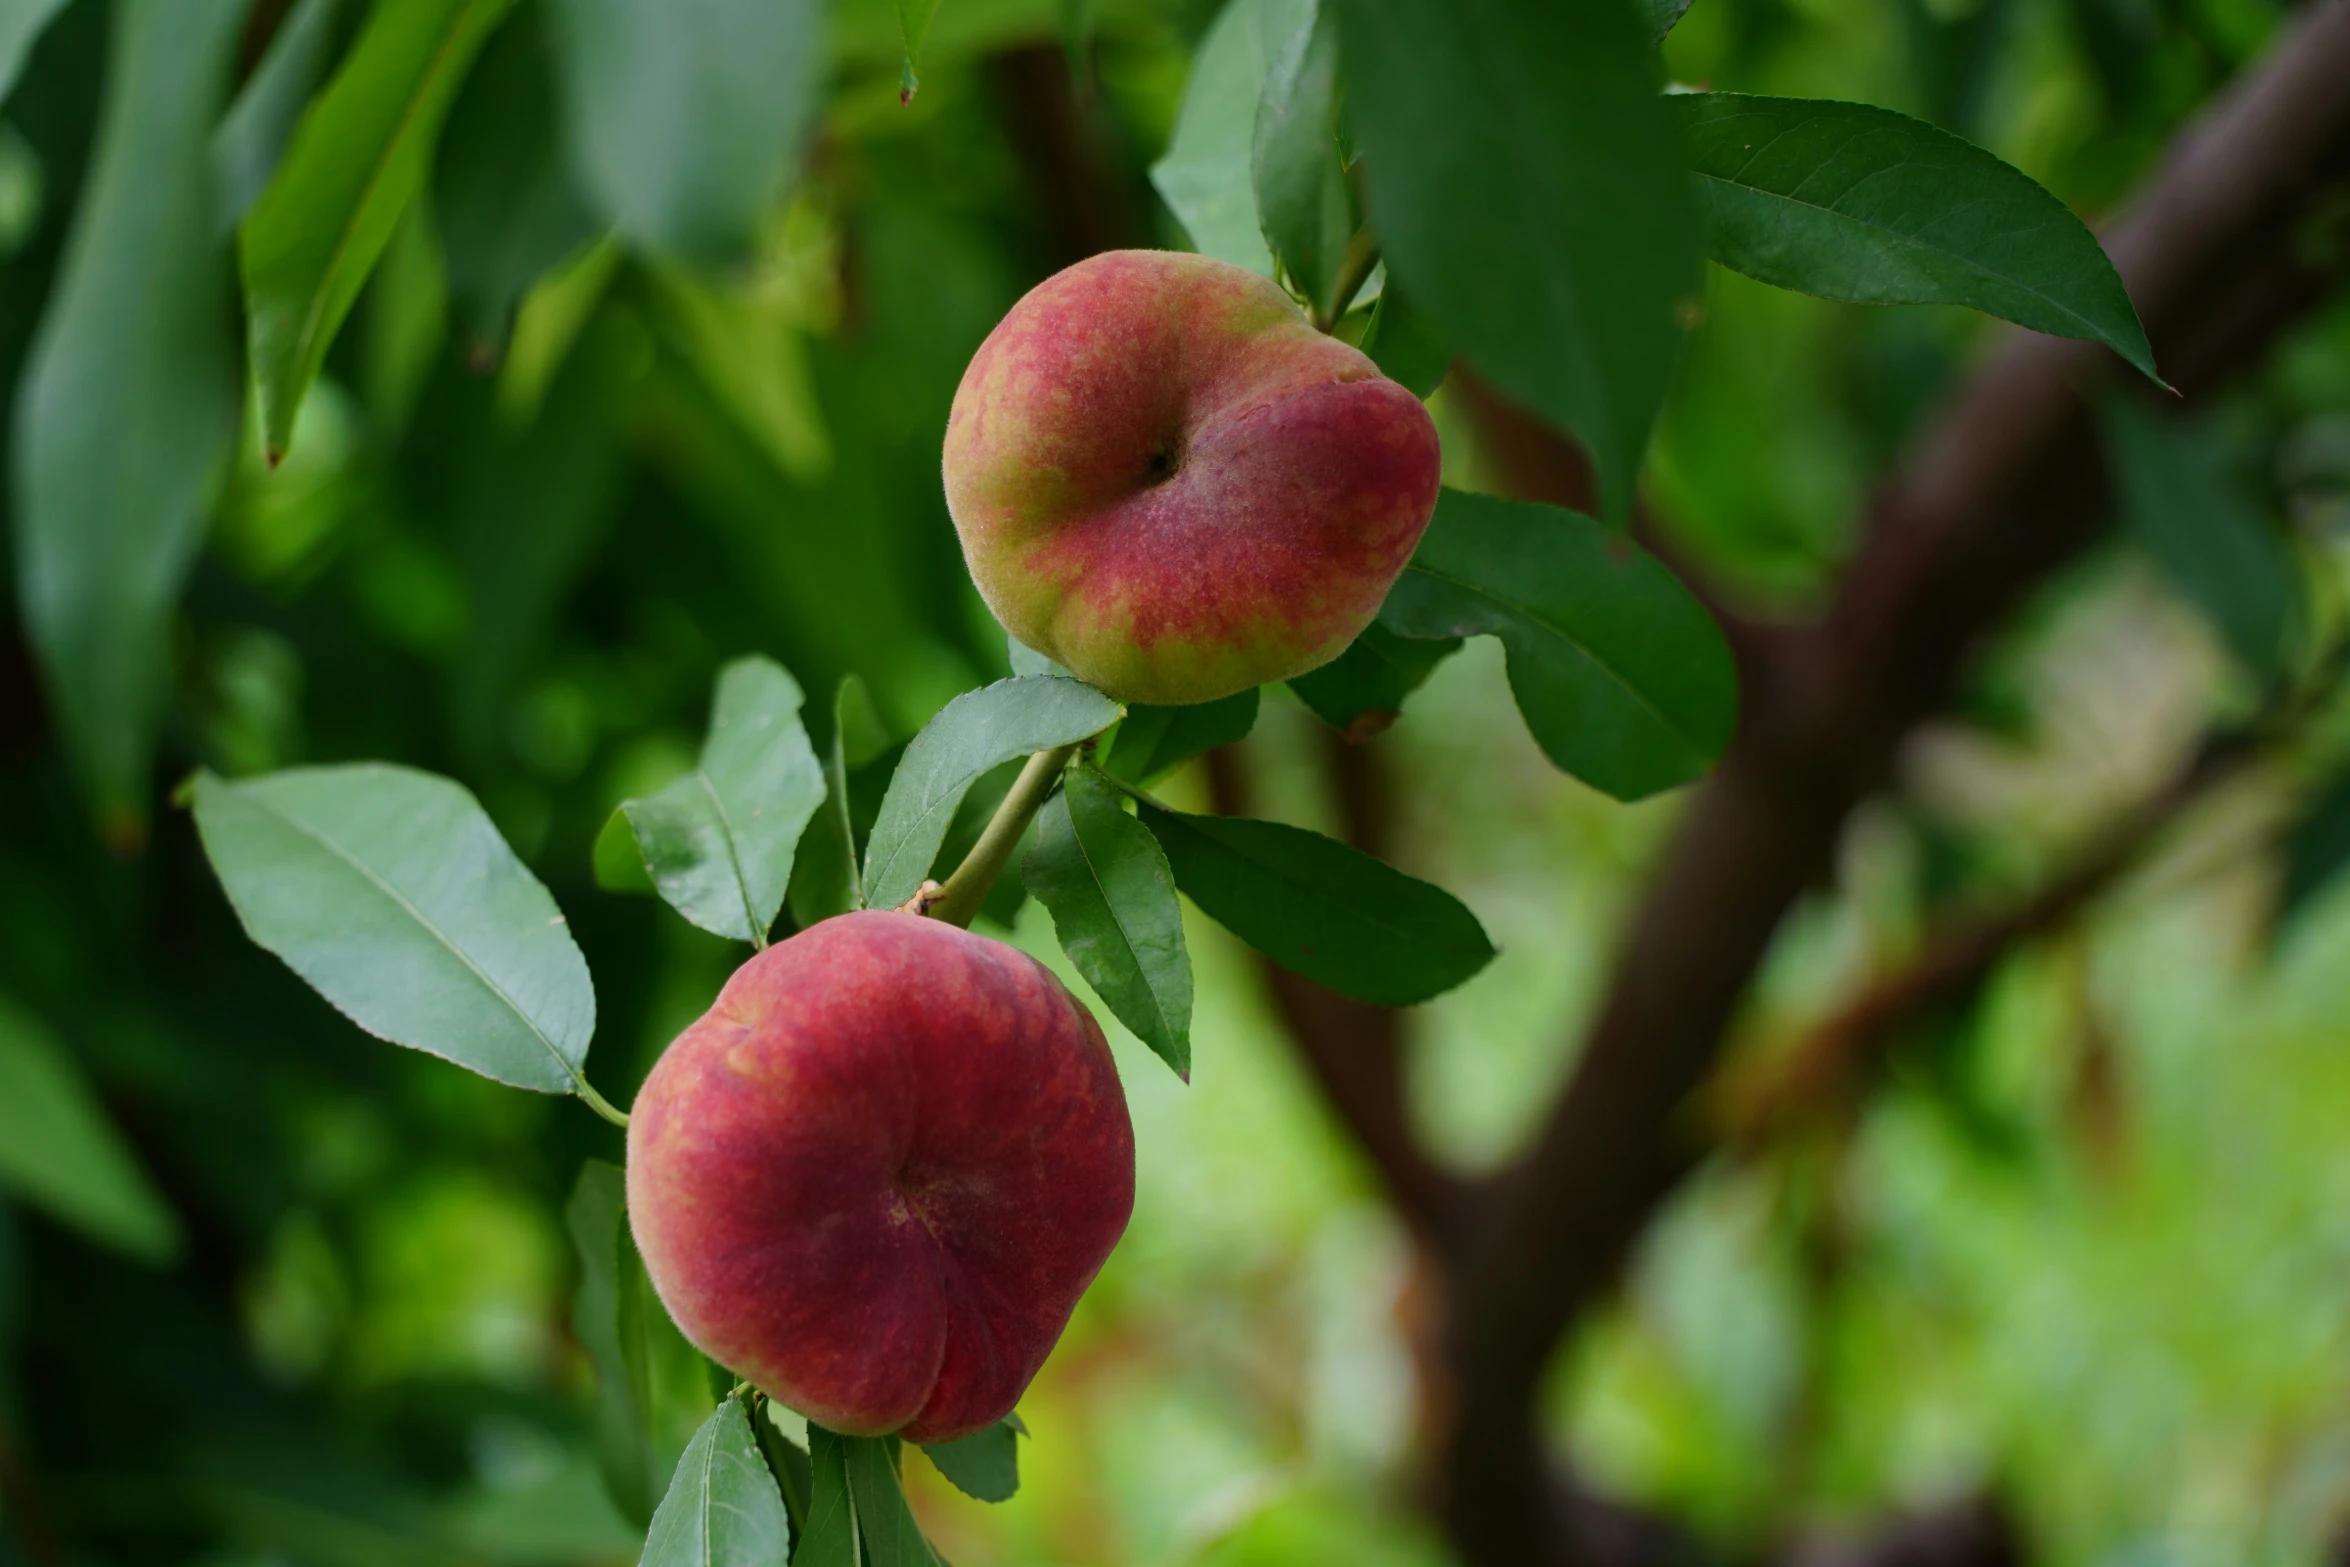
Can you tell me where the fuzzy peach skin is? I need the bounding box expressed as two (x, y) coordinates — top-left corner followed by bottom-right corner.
(942, 250), (1442, 706)
(625, 911), (1134, 1443)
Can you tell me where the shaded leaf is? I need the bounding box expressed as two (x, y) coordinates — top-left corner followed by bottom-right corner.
(619, 656), (826, 944)
(1341, 0), (1703, 521)
(1641, 0), (1695, 43)
(211, 0), (346, 230)
(544, 0), (822, 264)
(2280, 773), (2350, 933)
(242, 0), (512, 460)
(190, 764), (598, 1095)
(788, 677), (877, 925)
(749, 1402), (812, 1536)
(1679, 93), (2158, 379)
(1289, 621), (1458, 741)
(796, 1427), (859, 1567)
(919, 1419), (1021, 1505)
(898, 0), (942, 98)
(0, 995), (179, 1264)
(844, 1438), (940, 1567)
(641, 1396), (794, 1567)
(1360, 280), (1450, 399)
(1151, 0), (1276, 275)
(2102, 396), (2302, 679)
(1380, 488), (1736, 799)
(863, 676), (1123, 911)
(592, 807), (656, 894)
(1101, 689), (1259, 785)
(1131, 797), (1493, 1006)
(1008, 635), (1071, 679)
(435, 3), (600, 357)
(1252, 0), (1352, 314)
(11, 0), (244, 835)
(1025, 767), (1192, 1077)
(0, 0), (69, 103)
(567, 1160), (659, 1524)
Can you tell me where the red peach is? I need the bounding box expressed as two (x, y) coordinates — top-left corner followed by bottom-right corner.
(943, 250), (1441, 706)
(625, 910), (1134, 1442)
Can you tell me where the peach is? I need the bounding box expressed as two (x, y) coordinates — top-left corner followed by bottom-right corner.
(626, 911), (1133, 1442)
(943, 250), (1441, 706)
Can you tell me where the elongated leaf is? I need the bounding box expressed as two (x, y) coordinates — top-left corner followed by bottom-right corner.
(210, 0), (345, 229)
(2102, 397), (2301, 679)
(844, 1438), (939, 1567)
(1341, 0), (1702, 522)
(1101, 689), (1259, 785)
(545, 0), (822, 264)
(619, 656), (826, 944)
(1380, 489), (1736, 799)
(2280, 774), (2350, 932)
(920, 1419), (1021, 1504)
(1289, 621), (1458, 741)
(191, 764), (598, 1095)
(242, 0), (512, 461)
(796, 1427), (859, 1567)
(1252, 0), (1351, 314)
(897, 0), (941, 98)
(0, 996), (179, 1264)
(750, 1403), (812, 1536)
(641, 1396), (794, 1567)
(11, 0), (243, 838)
(0, 0), (70, 104)
(1132, 798), (1492, 1006)
(863, 676), (1123, 911)
(787, 677), (877, 926)
(1151, 0), (1276, 275)
(435, 3), (600, 356)
(567, 1160), (659, 1523)
(1025, 767), (1192, 1077)
(1361, 280), (1450, 399)
(1679, 93), (2158, 379)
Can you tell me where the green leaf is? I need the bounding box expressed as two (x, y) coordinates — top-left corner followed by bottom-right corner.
(640, 1396), (794, 1567)
(1289, 621), (1459, 741)
(1360, 280), (1450, 399)
(0, 0), (71, 104)
(1008, 635), (1071, 679)
(1252, 0), (1352, 315)
(919, 1419), (1022, 1504)
(1151, 0), (1276, 275)
(11, 0), (244, 836)
(788, 676), (879, 925)
(618, 656), (826, 945)
(567, 1160), (659, 1524)
(1678, 93), (2159, 380)
(1101, 689), (1260, 786)
(434, 2), (600, 357)
(0, 995), (180, 1264)
(2101, 397), (2302, 679)
(544, 0), (822, 264)
(2281, 774), (2350, 933)
(242, 0), (512, 462)
(796, 1427), (859, 1567)
(843, 1438), (940, 1567)
(897, 0), (942, 99)
(862, 675), (1124, 911)
(1340, 0), (1703, 522)
(593, 807), (656, 894)
(1640, 0), (1695, 45)
(1131, 797), (1493, 1006)
(1025, 768), (1193, 1077)
(190, 764), (598, 1096)
(1379, 488), (1737, 800)
(211, 0), (346, 230)
(749, 1402), (812, 1536)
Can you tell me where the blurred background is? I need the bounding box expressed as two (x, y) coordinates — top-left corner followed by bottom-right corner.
(4, 0), (2350, 1561)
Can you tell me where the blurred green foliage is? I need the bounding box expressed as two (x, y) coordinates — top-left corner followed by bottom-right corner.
(0, 0), (2347, 1560)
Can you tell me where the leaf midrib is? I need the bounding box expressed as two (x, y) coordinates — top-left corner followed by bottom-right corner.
(1069, 799), (1179, 1048)
(240, 782), (581, 1089)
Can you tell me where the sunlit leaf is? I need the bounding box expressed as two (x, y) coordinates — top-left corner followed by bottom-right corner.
(1380, 489), (1736, 800)
(1026, 767), (1192, 1077)
(1151, 0), (1276, 275)
(544, 0), (822, 263)
(1680, 93), (2159, 380)
(641, 1396), (794, 1567)
(897, 0), (942, 98)
(1101, 689), (1259, 786)
(863, 676), (1123, 911)
(919, 1418), (1022, 1504)
(0, 995), (180, 1264)
(618, 656), (827, 945)
(190, 764), (598, 1095)
(1341, 0), (1703, 521)
(1289, 621), (1458, 742)
(2102, 396), (2301, 678)
(11, 0), (244, 837)
(1132, 797), (1493, 1006)
(242, 0), (512, 460)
